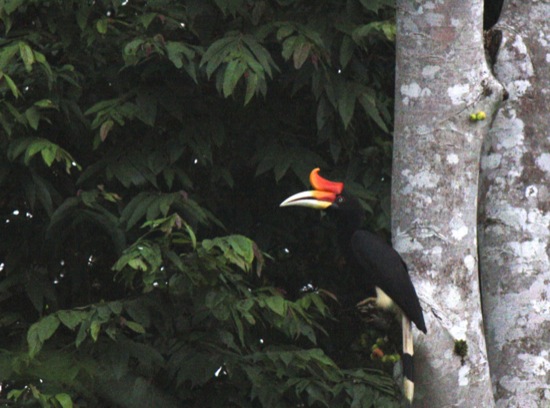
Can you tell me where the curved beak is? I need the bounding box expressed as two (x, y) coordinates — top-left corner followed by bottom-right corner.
(280, 190), (336, 209)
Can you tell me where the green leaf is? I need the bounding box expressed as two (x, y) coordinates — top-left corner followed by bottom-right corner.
(123, 38), (144, 65)
(34, 99), (56, 108)
(175, 351), (222, 388)
(2, 0), (25, 14)
(85, 98), (120, 116)
(31, 172), (54, 215)
(222, 59), (247, 98)
(19, 42), (35, 72)
(96, 18), (108, 34)
(242, 35), (278, 77)
(381, 21), (396, 41)
(359, 91), (389, 132)
(136, 93), (157, 126)
(76, 4), (91, 30)
(165, 41), (195, 69)
(281, 35), (298, 61)
(352, 22), (377, 43)
(338, 85), (357, 129)
(27, 327), (41, 358)
(57, 310), (87, 330)
(279, 352), (293, 367)
(27, 315), (60, 358)
(340, 36), (355, 69)
(122, 194), (158, 230)
(125, 301), (151, 327)
(184, 222), (197, 249)
(108, 301), (123, 315)
(40, 147), (56, 167)
(0, 43), (19, 69)
(2, 72), (21, 98)
(125, 321), (146, 334)
(139, 13), (157, 29)
(232, 310), (245, 345)
(274, 157), (291, 182)
(24, 139), (50, 163)
(293, 41), (312, 69)
(100, 120), (114, 141)
(200, 36), (237, 78)
(359, 0), (392, 13)
(54, 393), (74, 408)
(352, 20), (395, 43)
(316, 97), (332, 130)
(330, 137), (341, 162)
(310, 293), (327, 316)
(244, 72), (259, 105)
(37, 315), (59, 342)
(276, 25), (295, 41)
(6, 389), (22, 400)
(90, 320), (101, 341)
(229, 235), (254, 263)
(75, 321), (89, 347)
(265, 296), (286, 317)
(128, 257), (148, 271)
(33, 51), (53, 87)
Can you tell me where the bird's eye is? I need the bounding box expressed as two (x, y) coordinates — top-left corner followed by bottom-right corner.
(336, 196), (345, 204)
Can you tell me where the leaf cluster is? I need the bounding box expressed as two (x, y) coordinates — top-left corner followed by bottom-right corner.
(0, 0), (400, 407)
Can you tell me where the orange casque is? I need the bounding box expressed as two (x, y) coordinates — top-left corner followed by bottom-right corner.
(309, 168), (344, 195)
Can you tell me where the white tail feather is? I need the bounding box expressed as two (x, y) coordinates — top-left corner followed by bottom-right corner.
(402, 315), (414, 405)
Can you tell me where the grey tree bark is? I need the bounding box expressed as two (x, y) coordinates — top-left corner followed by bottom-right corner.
(478, 1), (550, 407)
(392, 0), (502, 406)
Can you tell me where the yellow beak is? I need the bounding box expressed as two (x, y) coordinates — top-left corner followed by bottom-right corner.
(280, 190), (335, 210)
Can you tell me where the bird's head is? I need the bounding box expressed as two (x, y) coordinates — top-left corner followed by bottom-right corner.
(280, 168), (358, 211)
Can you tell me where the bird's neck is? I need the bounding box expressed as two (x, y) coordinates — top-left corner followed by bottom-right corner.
(335, 208), (365, 245)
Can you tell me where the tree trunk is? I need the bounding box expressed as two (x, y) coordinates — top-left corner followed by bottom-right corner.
(478, 1), (550, 406)
(392, 0), (501, 405)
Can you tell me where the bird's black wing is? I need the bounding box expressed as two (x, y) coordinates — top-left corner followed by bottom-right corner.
(351, 230), (427, 333)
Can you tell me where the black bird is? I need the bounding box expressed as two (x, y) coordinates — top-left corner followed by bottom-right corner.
(280, 168), (426, 405)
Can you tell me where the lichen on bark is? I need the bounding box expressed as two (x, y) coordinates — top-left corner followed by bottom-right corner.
(392, 0), (501, 406)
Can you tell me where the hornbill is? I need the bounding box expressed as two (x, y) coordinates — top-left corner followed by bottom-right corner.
(280, 168), (427, 405)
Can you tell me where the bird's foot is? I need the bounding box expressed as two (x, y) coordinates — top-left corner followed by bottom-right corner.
(356, 297), (377, 312)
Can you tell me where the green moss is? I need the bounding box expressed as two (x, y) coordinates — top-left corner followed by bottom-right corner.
(454, 339), (468, 362)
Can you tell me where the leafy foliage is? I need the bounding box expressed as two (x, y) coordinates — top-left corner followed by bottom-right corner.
(0, 0), (399, 406)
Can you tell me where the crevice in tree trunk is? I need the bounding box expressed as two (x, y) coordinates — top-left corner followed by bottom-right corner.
(483, 0), (504, 30)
